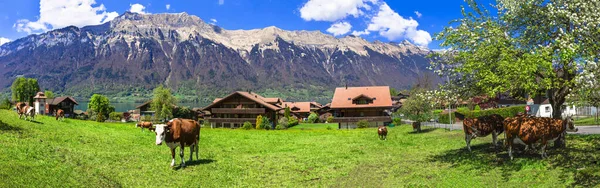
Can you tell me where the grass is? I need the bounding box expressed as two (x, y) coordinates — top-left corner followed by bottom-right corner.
(289, 123), (338, 130)
(1, 109), (599, 187)
(575, 117), (600, 126)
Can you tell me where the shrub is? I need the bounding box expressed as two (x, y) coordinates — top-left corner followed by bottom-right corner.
(438, 112), (455, 124)
(278, 117), (289, 129)
(441, 106), (526, 123)
(284, 107), (291, 119)
(357, 120), (369, 128)
(307, 112), (319, 123)
(109, 112), (124, 121)
(275, 124), (286, 130)
(255, 115), (263, 129)
(326, 116), (334, 123)
(242, 121), (253, 130)
(0, 98), (11, 110)
(327, 126), (333, 130)
(288, 116), (299, 127)
(392, 117), (402, 126)
(474, 105), (481, 111)
(261, 118), (272, 130)
(96, 113), (106, 122)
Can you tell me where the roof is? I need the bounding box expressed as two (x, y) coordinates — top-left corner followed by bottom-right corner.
(212, 98), (222, 103)
(282, 102), (312, 113)
(136, 100), (152, 109)
(542, 99), (550, 105)
(310, 102), (323, 108)
(202, 91), (282, 111)
(331, 86), (393, 109)
(34, 92), (47, 99)
(48, 96), (79, 105)
(264, 98), (283, 104)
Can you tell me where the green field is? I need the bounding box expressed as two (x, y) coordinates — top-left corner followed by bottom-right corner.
(575, 117), (600, 126)
(1, 109), (599, 187)
(289, 123), (339, 130)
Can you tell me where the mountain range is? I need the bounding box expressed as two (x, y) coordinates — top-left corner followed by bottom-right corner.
(0, 12), (434, 103)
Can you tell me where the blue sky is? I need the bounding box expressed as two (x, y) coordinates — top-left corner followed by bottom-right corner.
(0, 0), (494, 49)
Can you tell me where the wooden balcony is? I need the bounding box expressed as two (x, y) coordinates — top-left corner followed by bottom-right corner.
(205, 118), (257, 123)
(332, 116), (391, 123)
(211, 108), (266, 114)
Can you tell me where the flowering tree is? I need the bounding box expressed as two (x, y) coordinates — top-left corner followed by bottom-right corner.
(399, 88), (435, 132)
(431, 0), (600, 147)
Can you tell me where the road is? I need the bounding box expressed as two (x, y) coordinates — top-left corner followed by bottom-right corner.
(403, 120), (600, 135)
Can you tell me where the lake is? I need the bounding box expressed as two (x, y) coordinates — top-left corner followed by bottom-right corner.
(75, 102), (209, 112)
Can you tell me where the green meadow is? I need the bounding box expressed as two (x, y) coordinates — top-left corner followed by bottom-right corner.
(0, 109), (599, 187)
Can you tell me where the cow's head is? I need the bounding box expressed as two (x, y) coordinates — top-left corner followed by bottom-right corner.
(154, 124), (168, 145)
(565, 116), (578, 132)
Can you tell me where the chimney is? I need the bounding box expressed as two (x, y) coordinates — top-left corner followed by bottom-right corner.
(345, 83), (348, 89)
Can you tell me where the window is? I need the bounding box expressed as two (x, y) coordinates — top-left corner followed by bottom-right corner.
(545, 106), (551, 113)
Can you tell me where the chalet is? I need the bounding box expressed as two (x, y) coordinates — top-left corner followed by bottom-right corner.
(33, 92), (48, 115)
(281, 102), (322, 118)
(330, 86), (393, 129)
(47, 96), (79, 117)
(202, 91), (282, 128)
(391, 92), (409, 112)
(135, 100), (155, 117)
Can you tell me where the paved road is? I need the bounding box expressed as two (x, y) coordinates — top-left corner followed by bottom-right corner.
(404, 120), (600, 135)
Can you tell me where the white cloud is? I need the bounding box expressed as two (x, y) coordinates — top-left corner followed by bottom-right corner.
(166, 4), (171, 10)
(351, 30), (370, 36)
(326, 22), (352, 36)
(14, 0), (118, 34)
(129, 3), (147, 14)
(0, 37), (10, 46)
(364, 3), (431, 46)
(218, 0), (224, 5)
(414, 11), (422, 18)
(299, 0), (377, 22)
(210, 18), (217, 24)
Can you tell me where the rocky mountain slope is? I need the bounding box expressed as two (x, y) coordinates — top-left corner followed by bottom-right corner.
(0, 12), (434, 102)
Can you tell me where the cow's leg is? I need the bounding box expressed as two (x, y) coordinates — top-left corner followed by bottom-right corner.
(506, 137), (514, 160)
(465, 134), (473, 152)
(180, 144), (186, 167)
(492, 131), (499, 151)
(189, 144), (194, 162)
(170, 148), (176, 167)
(195, 143), (199, 160)
(540, 141), (548, 159)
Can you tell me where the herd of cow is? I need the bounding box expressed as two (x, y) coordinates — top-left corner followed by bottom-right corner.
(457, 112), (578, 159)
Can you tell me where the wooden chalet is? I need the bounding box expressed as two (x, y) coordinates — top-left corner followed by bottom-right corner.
(202, 91), (282, 128)
(281, 102), (322, 118)
(330, 86), (393, 129)
(135, 100), (155, 117)
(46, 96), (79, 117)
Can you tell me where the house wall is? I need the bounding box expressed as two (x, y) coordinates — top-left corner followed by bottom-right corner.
(208, 95), (278, 129)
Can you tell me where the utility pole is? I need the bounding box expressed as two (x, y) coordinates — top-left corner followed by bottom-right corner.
(447, 75), (453, 131)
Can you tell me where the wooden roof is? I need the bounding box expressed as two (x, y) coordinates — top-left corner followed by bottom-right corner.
(136, 100), (152, 109)
(282, 102), (312, 113)
(47, 96), (79, 105)
(264, 98), (283, 104)
(213, 98), (222, 103)
(202, 91), (282, 111)
(331, 86), (392, 109)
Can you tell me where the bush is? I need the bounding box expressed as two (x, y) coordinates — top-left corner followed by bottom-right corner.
(109, 112), (124, 121)
(357, 120), (369, 128)
(326, 116), (334, 123)
(96, 113), (106, 122)
(0, 98), (11, 110)
(392, 117), (402, 126)
(307, 112), (319, 123)
(278, 117), (289, 129)
(258, 117), (271, 130)
(275, 124), (286, 130)
(474, 105), (481, 111)
(288, 116), (299, 127)
(438, 112), (455, 124)
(255, 115), (263, 129)
(442, 106), (526, 123)
(242, 121), (253, 130)
(327, 126), (333, 130)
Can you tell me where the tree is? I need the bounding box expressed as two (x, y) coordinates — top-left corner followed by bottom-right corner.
(399, 88), (434, 132)
(11, 77), (40, 105)
(390, 88), (399, 96)
(255, 115), (263, 129)
(88, 94), (114, 122)
(432, 0), (600, 147)
(284, 107), (291, 119)
(44, 90), (54, 99)
(307, 112), (319, 123)
(151, 85), (177, 121)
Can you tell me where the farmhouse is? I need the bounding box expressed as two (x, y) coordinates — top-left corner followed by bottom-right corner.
(281, 102), (322, 118)
(46, 96), (79, 117)
(330, 86), (393, 129)
(135, 100), (155, 117)
(202, 91), (282, 128)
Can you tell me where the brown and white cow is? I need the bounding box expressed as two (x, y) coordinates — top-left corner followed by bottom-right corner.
(456, 112), (504, 152)
(136, 121), (153, 131)
(154, 118), (201, 167)
(504, 116), (577, 159)
(56, 109), (65, 121)
(18, 104), (35, 121)
(15, 102), (27, 119)
(378, 126), (388, 140)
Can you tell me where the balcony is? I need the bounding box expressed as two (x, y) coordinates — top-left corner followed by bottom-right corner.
(211, 108), (266, 114)
(332, 116), (391, 123)
(205, 118), (257, 123)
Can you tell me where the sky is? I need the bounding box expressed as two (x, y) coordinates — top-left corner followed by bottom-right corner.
(0, 0), (495, 49)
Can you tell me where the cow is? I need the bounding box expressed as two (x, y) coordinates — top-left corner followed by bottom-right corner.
(455, 112), (504, 152)
(154, 118), (201, 167)
(136, 121), (153, 131)
(504, 116), (577, 159)
(378, 126), (388, 140)
(56, 109), (65, 121)
(15, 102), (27, 119)
(21, 105), (35, 121)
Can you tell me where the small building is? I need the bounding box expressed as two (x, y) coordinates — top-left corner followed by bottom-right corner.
(202, 91), (283, 128)
(281, 102), (320, 118)
(33, 92), (47, 115)
(530, 99), (577, 118)
(391, 92), (409, 112)
(135, 100), (156, 117)
(330, 86), (393, 129)
(47, 96), (79, 117)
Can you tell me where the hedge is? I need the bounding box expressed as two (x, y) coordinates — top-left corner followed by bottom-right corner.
(439, 106), (526, 124)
